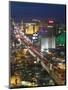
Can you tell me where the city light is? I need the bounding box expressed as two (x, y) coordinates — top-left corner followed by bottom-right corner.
(47, 25), (53, 28)
(10, 18), (66, 88)
(33, 33), (38, 37)
(10, 2), (66, 88)
(32, 36), (36, 40)
(48, 20), (54, 24)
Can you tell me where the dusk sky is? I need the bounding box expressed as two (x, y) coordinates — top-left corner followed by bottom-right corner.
(10, 1), (66, 23)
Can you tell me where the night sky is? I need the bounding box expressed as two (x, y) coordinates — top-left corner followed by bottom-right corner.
(10, 1), (66, 23)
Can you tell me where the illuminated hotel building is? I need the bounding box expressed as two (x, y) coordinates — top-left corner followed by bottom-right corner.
(25, 23), (39, 35)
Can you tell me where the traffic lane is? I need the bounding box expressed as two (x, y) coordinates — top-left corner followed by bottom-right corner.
(20, 36), (49, 64)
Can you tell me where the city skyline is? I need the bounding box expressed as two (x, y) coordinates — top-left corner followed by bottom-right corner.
(10, 1), (66, 23)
